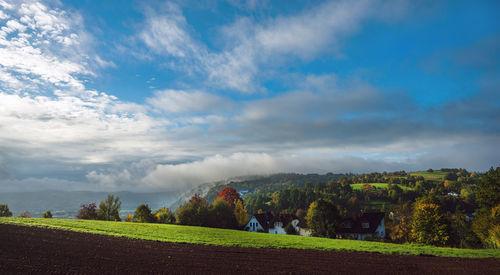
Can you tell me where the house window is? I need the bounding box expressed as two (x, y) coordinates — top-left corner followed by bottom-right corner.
(361, 222), (369, 229)
(343, 222), (352, 228)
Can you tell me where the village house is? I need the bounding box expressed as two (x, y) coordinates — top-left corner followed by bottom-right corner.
(337, 212), (385, 240)
(245, 212), (384, 240)
(245, 213), (273, 233)
(268, 214), (310, 236)
(245, 213), (310, 236)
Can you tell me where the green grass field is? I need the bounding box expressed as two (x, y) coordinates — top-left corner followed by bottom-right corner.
(351, 183), (412, 191)
(1, 218), (498, 258)
(410, 171), (447, 182)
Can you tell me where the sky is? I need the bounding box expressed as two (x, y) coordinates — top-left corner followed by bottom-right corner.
(0, 0), (499, 193)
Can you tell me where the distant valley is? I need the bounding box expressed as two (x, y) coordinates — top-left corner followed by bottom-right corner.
(0, 191), (177, 218)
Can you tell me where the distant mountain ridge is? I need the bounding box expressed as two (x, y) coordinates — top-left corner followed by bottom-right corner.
(0, 190), (176, 218)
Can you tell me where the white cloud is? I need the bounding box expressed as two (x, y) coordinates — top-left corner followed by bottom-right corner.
(0, 1), (175, 168)
(252, 0), (370, 59)
(0, 0), (111, 93)
(138, 0), (411, 93)
(139, 3), (202, 59)
(147, 89), (234, 114)
(227, 0), (268, 11)
(0, 92), (172, 164)
(143, 153), (279, 191)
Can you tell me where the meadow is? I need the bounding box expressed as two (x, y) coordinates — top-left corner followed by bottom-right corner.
(1, 217), (498, 258)
(350, 183), (412, 190)
(409, 171), (448, 181)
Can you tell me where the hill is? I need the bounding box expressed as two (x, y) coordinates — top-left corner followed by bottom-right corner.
(170, 173), (345, 209)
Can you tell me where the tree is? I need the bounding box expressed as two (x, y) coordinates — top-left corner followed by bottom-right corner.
(76, 203), (97, 219)
(125, 214), (133, 222)
(450, 207), (481, 248)
(295, 208), (306, 219)
(42, 211), (53, 218)
(284, 222), (297, 235)
(208, 198), (237, 229)
(97, 195), (122, 221)
(155, 207), (176, 224)
(214, 187), (241, 209)
(411, 202), (450, 246)
(233, 199), (248, 227)
(134, 204), (155, 223)
(176, 194), (210, 226)
(0, 204), (12, 217)
(389, 203), (413, 243)
(472, 204), (500, 248)
(489, 224), (500, 249)
(476, 167), (500, 209)
(444, 172), (458, 181)
(306, 199), (340, 238)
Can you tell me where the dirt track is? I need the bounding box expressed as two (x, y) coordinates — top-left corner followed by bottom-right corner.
(0, 224), (498, 274)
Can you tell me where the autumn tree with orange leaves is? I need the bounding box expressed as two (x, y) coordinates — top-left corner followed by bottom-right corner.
(214, 187), (241, 209)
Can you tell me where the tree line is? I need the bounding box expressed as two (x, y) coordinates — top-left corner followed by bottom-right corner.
(74, 187), (249, 230)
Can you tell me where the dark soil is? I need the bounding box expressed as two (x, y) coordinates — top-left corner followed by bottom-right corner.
(0, 224), (498, 274)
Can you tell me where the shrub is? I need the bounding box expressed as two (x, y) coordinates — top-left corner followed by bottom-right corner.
(77, 203), (98, 219)
(134, 204), (155, 223)
(42, 211), (53, 218)
(125, 214), (133, 222)
(0, 204), (12, 217)
(19, 211), (31, 218)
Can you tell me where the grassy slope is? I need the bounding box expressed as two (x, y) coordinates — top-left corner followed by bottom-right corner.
(1, 218), (498, 258)
(351, 183), (412, 190)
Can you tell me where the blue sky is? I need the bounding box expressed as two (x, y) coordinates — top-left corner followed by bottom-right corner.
(0, 0), (498, 192)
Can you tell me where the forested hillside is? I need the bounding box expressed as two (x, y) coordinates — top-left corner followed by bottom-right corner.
(180, 167), (499, 249)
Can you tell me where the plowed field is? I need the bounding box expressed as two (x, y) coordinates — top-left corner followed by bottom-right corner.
(0, 224), (498, 274)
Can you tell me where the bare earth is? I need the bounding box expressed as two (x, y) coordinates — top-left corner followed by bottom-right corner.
(0, 224), (498, 274)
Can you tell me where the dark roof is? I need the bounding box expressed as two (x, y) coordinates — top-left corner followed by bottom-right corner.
(269, 214), (297, 229)
(338, 212), (385, 234)
(253, 213), (274, 231)
(297, 217), (308, 228)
